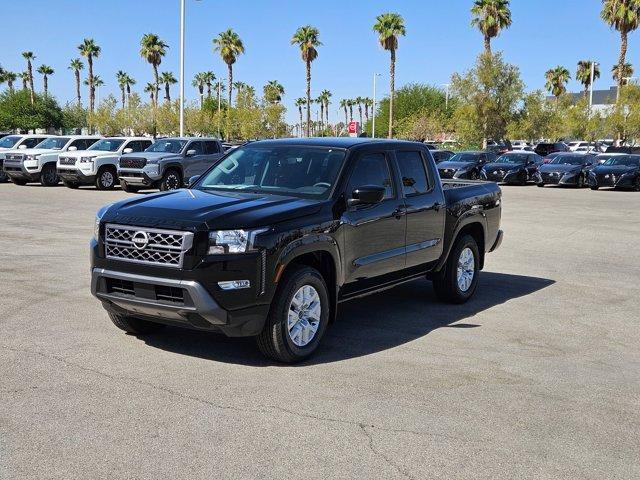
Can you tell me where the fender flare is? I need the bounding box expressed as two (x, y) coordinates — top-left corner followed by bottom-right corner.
(276, 233), (343, 286)
(160, 162), (184, 179)
(434, 213), (488, 273)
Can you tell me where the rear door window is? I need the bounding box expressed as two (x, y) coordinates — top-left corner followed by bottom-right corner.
(348, 153), (394, 200)
(396, 150), (431, 196)
(23, 138), (44, 148)
(204, 141), (220, 154)
(188, 141), (204, 155)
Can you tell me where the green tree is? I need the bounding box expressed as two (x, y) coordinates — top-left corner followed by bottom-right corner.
(36, 65), (54, 96)
(470, 0), (512, 54)
(507, 91), (556, 142)
(116, 71), (128, 109)
(68, 59), (84, 106)
(213, 29), (245, 108)
(291, 25), (321, 137)
(3, 71), (17, 93)
(144, 82), (156, 103)
(320, 89), (332, 127)
(545, 66), (571, 99)
(0, 89), (63, 131)
(264, 80), (285, 104)
(192, 72), (207, 106)
(339, 99), (348, 129)
(160, 71), (177, 102)
(576, 60), (601, 97)
(373, 12), (406, 138)
(20, 71), (29, 90)
(140, 33), (168, 106)
(78, 38), (101, 114)
(294, 97), (306, 135)
(612, 62), (634, 84)
(605, 84), (640, 141)
(62, 102), (88, 133)
(202, 71), (215, 97)
(22, 51), (36, 104)
(601, 0), (640, 97)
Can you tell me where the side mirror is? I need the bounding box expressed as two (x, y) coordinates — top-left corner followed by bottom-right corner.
(186, 149), (196, 157)
(348, 185), (385, 207)
(188, 175), (201, 188)
(123, 148), (133, 154)
(18, 144), (27, 150)
(68, 146), (78, 151)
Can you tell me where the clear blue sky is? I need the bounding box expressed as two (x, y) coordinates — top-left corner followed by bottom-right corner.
(1, 0), (636, 123)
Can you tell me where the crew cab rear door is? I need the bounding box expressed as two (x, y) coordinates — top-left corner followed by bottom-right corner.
(392, 148), (445, 268)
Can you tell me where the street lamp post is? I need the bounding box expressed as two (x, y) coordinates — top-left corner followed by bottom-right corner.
(442, 83), (451, 110)
(179, 0), (185, 137)
(588, 62), (598, 116)
(372, 73), (381, 139)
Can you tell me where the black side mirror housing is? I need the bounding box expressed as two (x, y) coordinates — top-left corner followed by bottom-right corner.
(348, 185), (386, 207)
(188, 175), (201, 188)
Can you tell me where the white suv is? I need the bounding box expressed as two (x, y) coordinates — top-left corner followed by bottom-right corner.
(57, 137), (153, 189)
(3, 135), (102, 186)
(0, 134), (55, 183)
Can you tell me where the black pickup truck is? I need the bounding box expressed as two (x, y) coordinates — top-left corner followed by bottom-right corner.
(90, 138), (503, 362)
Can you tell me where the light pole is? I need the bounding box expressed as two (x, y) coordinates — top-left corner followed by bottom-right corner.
(442, 83), (451, 110)
(588, 62), (599, 115)
(372, 73), (381, 138)
(179, 0), (201, 137)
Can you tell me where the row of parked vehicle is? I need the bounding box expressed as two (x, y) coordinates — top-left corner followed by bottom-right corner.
(0, 134), (226, 191)
(431, 149), (640, 191)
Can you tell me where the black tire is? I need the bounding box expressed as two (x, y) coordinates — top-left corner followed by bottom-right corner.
(257, 265), (330, 363)
(40, 163), (59, 186)
(108, 312), (166, 335)
(120, 181), (140, 193)
(62, 180), (80, 189)
(590, 186), (599, 191)
(0, 170), (8, 183)
(432, 234), (480, 304)
(95, 166), (117, 190)
(537, 183), (545, 188)
(159, 168), (182, 191)
(634, 177), (640, 192)
(11, 178), (27, 186)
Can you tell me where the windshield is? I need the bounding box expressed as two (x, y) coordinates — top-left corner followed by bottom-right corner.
(603, 156), (640, 166)
(197, 145), (346, 199)
(447, 153), (478, 163)
(550, 155), (588, 166)
(0, 136), (21, 148)
(495, 154), (527, 164)
(146, 139), (187, 153)
(89, 139), (125, 152)
(35, 137), (70, 150)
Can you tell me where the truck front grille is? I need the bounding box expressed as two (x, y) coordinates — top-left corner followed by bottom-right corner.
(119, 157), (147, 169)
(6, 154), (24, 161)
(104, 224), (194, 268)
(59, 156), (77, 166)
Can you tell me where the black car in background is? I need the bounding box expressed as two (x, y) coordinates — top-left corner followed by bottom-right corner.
(430, 150), (455, 164)
(535, 153), (596, 188)
(534, 142), (569, 157)
(587, 154), (640, 191)
(481, 151), (543, 185)
(542, 151), (563, 164)
(437, 151), (496, 180)
(604, 146), (640, 154)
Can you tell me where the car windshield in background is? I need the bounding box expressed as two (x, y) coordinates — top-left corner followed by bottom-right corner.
(197, 145), (346, 199)
(146, 139), (187, 153)
(550, 156), (588, 166)
(448, 153), (478, 163)
(0, 136), (21, 148)
(89, 139), (125, 152)
(35, 137), (69, 150)
(603, 156), (640, 166)
(495, 154), (526, 164)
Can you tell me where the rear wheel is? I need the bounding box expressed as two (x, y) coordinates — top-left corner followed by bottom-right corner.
(120, 181), (140, 193)
(108, 312), (166, 335)
(40, 163), (59, 186)
(590, 185), (599, 191)
(257, 265), (330, 363)
(95, 166), (117, 190)
(159, 168), (182, 191)
(537, 183), (545, 188)
(11, 178), (27, 186)
(62, 180), (80, 189)
(432, 234), (480, 304)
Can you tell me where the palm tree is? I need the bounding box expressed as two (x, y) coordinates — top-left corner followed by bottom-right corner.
(22, 51), (36, 104)
(470, 0), (512, 54)
(3, 71), (16, 93)
(68, 59), (84, 106)
(364, 97), (373, 124)
(340, 99), (349, 128)
(355, 96), (365, 127)
(144, 82), (156, 103)
(373, 13), (406, 138)
(213, 29), (245, 107)
(20, 71), (29, 90)
(202, 71), (216, 97)
(124, 75), (136, 104)
(320, 89), (332, 127)
(576, 61), (601, 97)
(160, 71), (177, 102)
(602, 0), (640, 98)
(347, 99), (355, 122)
(140, 33), (168, 106)
(192, 72), (206, 105)
(36, 65), (54, 95)
(84, 75), (104, 105)
(116, 71), (128, 108)
(612, 62), (634, 84)
(295, 98), (306, 136)
(78, 38), (101, 113)
(264, 80), (285, 104)
(291, 25), (322, 137)
(545, 66), (571, 100)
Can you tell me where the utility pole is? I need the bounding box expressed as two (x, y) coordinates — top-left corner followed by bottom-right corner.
(372, 73), (381, 138)
(588, 62), (597, 116)
(179, 0), (185, 137)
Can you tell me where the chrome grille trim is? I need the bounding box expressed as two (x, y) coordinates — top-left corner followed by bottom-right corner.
(6, 154), (24, 161)
(59, 156), (77, 166)
(105, 223), (194, 268)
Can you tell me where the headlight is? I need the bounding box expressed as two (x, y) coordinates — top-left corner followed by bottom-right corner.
(93, 204), (112, 240)
(208, 228), (268, 254)
(25, 154), (39, 161)
(80, 156), (96, 163)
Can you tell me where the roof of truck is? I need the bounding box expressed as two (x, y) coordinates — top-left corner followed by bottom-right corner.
(248, 137), (424, 149)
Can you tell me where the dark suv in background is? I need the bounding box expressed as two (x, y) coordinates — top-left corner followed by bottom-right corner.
(534, 142), (569, 157)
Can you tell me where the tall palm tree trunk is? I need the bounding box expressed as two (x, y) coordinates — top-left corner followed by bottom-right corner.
(153, 65), (159, 107)
(484, 36), (491, 55)
(319, 104), (324, 134)
(358, 105), (363, 127)
(325, 102), (329, 128)
(126, 84), (132, 106)
(617, 31), (628, 101)
(343, 107), (348, 128)
(75, 70), (81, 106)
(43, 76), (48, 95)
(165, 83), (171, 102)
(27, 61), (34, 104)
(88, 57), (94, 114)
(388, 48), (395, 138)
(120, 87), (126, 109)
(227, 64), (233, 107)
(306, 60), (311, 137)
(298, 106), (303, 137)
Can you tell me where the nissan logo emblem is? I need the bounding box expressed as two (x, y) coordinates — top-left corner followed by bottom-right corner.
(131, 231), (149, 250)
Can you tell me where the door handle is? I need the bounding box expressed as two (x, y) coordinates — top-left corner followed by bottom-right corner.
(393, 207), (406, 219)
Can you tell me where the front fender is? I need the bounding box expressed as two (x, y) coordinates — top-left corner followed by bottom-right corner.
(277, 233), (343, 286)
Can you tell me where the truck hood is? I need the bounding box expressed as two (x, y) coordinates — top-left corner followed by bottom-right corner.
(103, 188), (324, 231)
(11, 147), (61, 156)
(63, 149), (116, 159)
(120, 151), (180, 161)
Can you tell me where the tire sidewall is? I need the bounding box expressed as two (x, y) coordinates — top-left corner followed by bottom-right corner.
(160, 169), (182, 191)
(41, 163), (58, 186)
(449, 235), (480, 301)
(97, 167), (116, 190)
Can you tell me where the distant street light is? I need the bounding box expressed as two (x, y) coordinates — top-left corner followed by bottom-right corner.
(442, 83), (451, 110)
(179, 0), (202, 137)
(589, 62), (599, 115)
(372, 73), (381, 138)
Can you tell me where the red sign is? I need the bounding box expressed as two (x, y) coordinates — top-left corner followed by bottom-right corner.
(348, 121), (359, 136)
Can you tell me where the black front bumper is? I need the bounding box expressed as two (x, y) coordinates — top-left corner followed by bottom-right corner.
(57, 168), (95, 184)
(4, 165), (40, 181)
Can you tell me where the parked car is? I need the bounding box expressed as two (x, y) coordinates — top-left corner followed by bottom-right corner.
(0, 134), (54, 183)
(534, 153), (596, 188)
(587, 154), (640, 191)
(604, 145), (640, 154)
(481, 151), (543, 185)
(430, 149), (455, 164)
(534, 142), (569, 157)
(57, 137), (152, 189)
(592, 153), (625, 165)
(4, 135), (101, 186)
(117, 137), (224, 192)
(90, 138), (503, 362)
(437, 151), (496, 180)
(486, 139), (512, 154)
(542, 152), (563, 164)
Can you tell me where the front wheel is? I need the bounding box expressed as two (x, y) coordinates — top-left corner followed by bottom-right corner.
(590, 185), (599, 191)
(159, 169), (182, 191)
(257, 265), (330, 363)
(432, 234), (480, 304)
(108, 312), (166, 335)
(95, 166), (117, 190)
(537, 183), (545, 188)
(40, 163), (59, 186)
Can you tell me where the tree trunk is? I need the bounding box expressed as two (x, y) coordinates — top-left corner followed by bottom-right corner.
(207, 84), (211, 98)
(88, 56), (94, 114)
(153, 65), (159, 107)
(165, 82), (171, 102)
(319, 104), (324, 134)
(388, 48), (395, 139)
(27, 61), (34, 104)
(325, 102), (329, 127)
(75, 70), (81, 106)
(227, 63), (233, 107)
(358, 105), (363, 128)
(43, 75), (48, 95)
(306, 60), (311, 137)
(22, 76), (27, 90)
(344, 107), (347, 129)
(349, 105), (353, 122)
(298, 107), (303, 137)
(121, 87), (126, 109)
(8, 80), (14, 93)
(617, 30), (628, 101)
(484, 36), (491, 55)
(126, 84), (131, 106)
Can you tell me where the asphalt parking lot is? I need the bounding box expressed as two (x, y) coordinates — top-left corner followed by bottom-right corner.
(1, 182), (639, 479)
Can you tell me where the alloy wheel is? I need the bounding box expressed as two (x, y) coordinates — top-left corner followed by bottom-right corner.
(287, 285), (321, 347)
(456, 247), (475, 292)
(100, 170), (114, 188)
